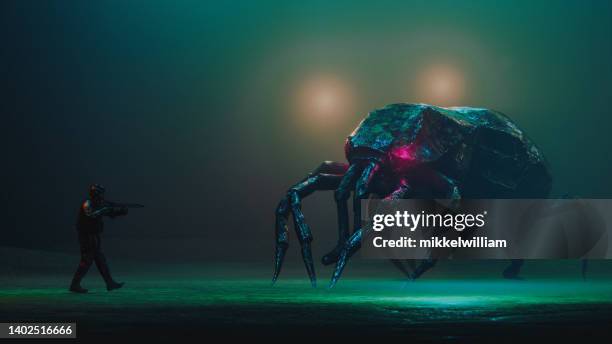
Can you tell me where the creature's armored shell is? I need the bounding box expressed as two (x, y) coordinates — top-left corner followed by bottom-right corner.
(346, 103), (551, 198)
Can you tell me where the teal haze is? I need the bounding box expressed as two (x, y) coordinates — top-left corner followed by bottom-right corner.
(2, 1), (611, 264)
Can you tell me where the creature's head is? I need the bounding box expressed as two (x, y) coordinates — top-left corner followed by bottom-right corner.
(346, 104), (453, 176)
(89, 184), (106, 204)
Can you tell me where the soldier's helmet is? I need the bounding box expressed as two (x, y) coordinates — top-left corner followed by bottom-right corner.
(89, 184), (106, 200)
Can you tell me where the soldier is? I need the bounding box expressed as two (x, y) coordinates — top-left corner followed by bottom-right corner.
(69, 184), (127, 293)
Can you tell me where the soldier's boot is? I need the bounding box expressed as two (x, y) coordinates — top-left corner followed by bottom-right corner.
(95, 255), (124, 291)
(105, 279), (124, 291)
(69, 261), (90, 293)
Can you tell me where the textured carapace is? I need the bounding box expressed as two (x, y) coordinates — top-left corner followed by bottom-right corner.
(345, 103), (551, 198)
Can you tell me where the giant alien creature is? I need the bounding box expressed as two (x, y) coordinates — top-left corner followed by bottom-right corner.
(273, 103), (551, 287)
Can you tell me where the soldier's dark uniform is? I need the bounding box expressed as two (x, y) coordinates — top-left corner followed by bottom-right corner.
(70, 184), (127, 293)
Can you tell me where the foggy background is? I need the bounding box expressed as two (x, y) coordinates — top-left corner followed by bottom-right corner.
(2, 0), (611, 264)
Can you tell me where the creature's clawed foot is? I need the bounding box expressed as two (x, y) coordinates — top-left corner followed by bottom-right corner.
(329, 230), (362, 288)
(502, 271), (524, 280)
(321, 246), (342, 266)
(502, 260), (524, 280)
(408, 258), (437, 281)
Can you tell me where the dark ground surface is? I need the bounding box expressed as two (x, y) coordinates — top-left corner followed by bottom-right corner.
(1, 248), (612, 341)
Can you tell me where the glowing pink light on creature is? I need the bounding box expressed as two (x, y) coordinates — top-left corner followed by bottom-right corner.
(388, 143), (419, 172)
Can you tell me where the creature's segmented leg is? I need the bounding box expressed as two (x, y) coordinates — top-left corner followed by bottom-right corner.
(427, 170), (461, 209)
(329, 181), (411, 288)
(390, 259), (416, 278)
(273, 199), (291, 284)
(387, 180), (418, 280)
(410, 258), (438, 280)
(353, 160), (379, 235)
(273, 162), (347, 286)
(502, 259), (524, 280)
(408, 171), (461, 280)
(321, 164), (362, 266)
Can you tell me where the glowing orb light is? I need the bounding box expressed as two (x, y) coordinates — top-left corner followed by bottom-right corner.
(415, 64), (466, 106)
(293, 74), (354, 129)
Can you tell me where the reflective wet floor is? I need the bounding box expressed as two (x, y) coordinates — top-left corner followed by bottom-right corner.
(2, 262), (612, 340)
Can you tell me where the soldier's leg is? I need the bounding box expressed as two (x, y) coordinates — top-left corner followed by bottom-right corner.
(93, 235), (124, 291)
(70, 233), (95, 293)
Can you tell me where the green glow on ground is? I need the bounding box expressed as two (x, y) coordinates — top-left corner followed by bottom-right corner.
(4, 279), (612, 305)
(2, 261), (612, 339)
(3, 277), (612, 324)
